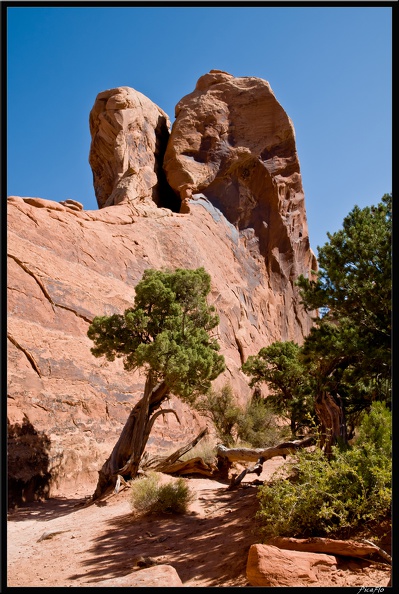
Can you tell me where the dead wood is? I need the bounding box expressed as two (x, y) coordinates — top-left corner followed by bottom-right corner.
(216, 435), (316, 465)
(314, 391), (346, 455)
(89, 375), (170, 502)
(216, 435), (316, 481)
(154, 457), (216, 477)
(141, 427), (209, 472)
(267, 536), (391, 561)
(138, 427), (218, 476)
(227, 457), (265, 490)
(360, 539), (392, 564)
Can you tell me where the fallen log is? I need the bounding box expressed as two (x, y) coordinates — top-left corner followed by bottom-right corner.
(154, 457), (216, 477)
(267, 536), (390, 561)
(216, 435), (316, 464)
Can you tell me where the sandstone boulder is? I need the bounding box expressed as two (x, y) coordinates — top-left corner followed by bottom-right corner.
(267, 536), (381, 558)
(164, 70), (317, 291)
(85, 564), (183, 587)
(246, 543), (337, 587)
(89, 87), (180, 211)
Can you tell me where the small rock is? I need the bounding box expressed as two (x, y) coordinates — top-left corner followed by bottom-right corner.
(85, 565), (183, 587)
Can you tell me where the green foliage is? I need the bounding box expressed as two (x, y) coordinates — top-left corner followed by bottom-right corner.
(130, 472), (195, 515)
(245, 195), (392, 442)
(195, 384), (289, 447)
(256, 402), (391, 540)
(236, 396), (290, 447)
(241, 342), (315, 435)
(354, 400), (392, 457)
(297, 194), (392, 411)
(194, 384), (241, 446)
(88, 268), (225, 403)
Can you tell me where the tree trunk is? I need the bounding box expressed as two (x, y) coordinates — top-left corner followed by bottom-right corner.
(314, 391), (347, 456)
(91, 373), (171, 501)
(216, 436), (316, 481)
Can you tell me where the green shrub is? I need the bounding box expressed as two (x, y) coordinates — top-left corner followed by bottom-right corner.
(256, 402), (391, 540)
(236, 397), (290, 448)
(354, 400), (392, 456)
(194, 384), (241, 446)
(130, 472), (194, 515)
(195, 383), (289, 448)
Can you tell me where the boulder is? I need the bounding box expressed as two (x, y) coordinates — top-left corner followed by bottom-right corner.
(164, 70), (317, 291)
(89, 87), (180, 211)
(246, 543), (337, 587)
(85, 565), (183, 587)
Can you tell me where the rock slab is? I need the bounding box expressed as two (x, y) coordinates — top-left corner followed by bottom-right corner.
(89, 86), (179, 211)
(246, 543), (337, 587)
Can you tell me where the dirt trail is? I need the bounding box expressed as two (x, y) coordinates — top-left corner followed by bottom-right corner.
(7, 458), (391, 587)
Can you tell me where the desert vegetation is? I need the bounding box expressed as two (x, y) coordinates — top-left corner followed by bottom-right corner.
(130, 472), (195, 515)
(87, 194), (391, 546)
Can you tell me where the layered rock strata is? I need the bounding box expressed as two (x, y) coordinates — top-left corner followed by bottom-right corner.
(7, 71), (316, 504)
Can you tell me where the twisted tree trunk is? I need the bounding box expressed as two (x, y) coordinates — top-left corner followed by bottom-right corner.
(314, 391), (347, 456)
(91, 373), (175, 501)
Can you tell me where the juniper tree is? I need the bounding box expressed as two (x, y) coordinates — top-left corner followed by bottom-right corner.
(87, 267), (225, 499)
(242, 195), (391, 454)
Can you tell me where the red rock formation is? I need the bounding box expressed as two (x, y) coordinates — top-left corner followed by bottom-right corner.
(89, 86), (180, 212)
(7, 73), (317, 503)
(164, 70), (316, 291)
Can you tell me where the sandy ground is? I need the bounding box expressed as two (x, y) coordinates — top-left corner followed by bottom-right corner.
(7, 458), (391, 587)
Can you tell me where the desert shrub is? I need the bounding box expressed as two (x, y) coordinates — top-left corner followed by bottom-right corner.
(256, 402), (391, 540)
(195, 383), (289, 448)
(130, 472), (195, 515)
(236, 397), (290, 448)
(354, 400), (392, 456)
(194, 384), (241, 446)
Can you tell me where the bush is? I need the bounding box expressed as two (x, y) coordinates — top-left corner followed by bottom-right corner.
(256, 402), (391, 540)
(236, 396), (290, 448)
(194, 384), (241, 446)
(195, 383), (289, 448)
(130, 472), (195, 515)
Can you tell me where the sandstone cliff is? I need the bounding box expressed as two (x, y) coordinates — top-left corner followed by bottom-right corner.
(7, 71), (317, 505)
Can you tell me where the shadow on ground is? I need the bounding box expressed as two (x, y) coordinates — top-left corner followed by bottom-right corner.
(69, 484), (260, 586)
(7, 496), (90, 522)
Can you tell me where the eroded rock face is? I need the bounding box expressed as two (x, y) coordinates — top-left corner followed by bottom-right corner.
(164, 70), (317, 290)
(7, 73), (317, 504)
(89, 87), (180, 211)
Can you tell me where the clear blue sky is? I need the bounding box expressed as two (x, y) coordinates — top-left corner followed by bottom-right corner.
(7, 5), (392, 255)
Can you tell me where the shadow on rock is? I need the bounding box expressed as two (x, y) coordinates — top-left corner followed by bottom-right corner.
(8, 417), (54, 509)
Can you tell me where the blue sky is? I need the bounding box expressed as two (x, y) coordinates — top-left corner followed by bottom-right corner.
(7, 5), (392, 255)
